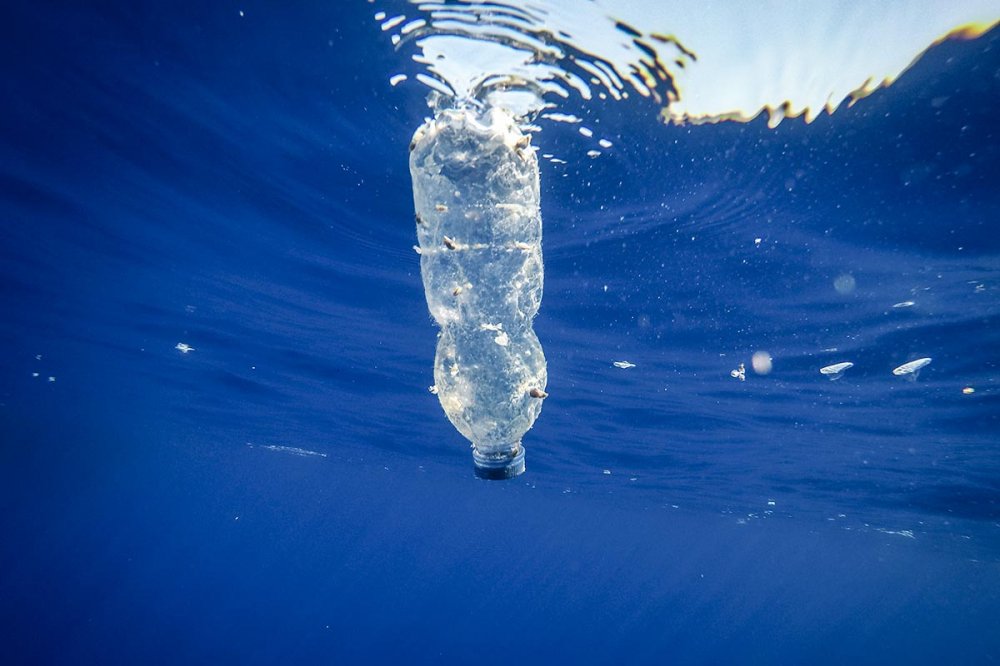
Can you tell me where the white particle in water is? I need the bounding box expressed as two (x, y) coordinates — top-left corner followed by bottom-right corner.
(400, 19), (426, 35)
(613, 360), (636, 369)
(892, 357), (931, 380)
(540, 113), (580, 124)
(381, 15), (406, 32)
(819, 361), (854, 380)
(834, 273), (856, 295)
(751, 351), (772, 375)
(730, 363), (746, 381)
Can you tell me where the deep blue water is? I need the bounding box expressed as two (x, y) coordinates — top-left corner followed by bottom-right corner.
(2, 2), (999, 664)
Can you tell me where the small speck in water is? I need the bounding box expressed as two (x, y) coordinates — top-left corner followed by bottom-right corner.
(820, 362), (854, 381)
(892, 357), (931, 380)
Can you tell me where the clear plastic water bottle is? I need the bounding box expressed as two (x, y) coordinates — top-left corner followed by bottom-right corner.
(410, 103), (547, 479)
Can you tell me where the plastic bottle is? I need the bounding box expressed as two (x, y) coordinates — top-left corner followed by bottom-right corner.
(409, 104), (547, 479)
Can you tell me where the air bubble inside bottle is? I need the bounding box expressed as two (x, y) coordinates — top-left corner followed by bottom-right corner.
(409, 105), (546, 479)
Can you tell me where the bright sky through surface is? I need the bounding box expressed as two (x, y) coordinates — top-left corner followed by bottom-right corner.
(389, 0), (999, 125)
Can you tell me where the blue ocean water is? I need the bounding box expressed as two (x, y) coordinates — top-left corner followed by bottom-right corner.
(1, 2), (999, 663)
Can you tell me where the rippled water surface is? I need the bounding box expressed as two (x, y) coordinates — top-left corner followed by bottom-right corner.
(1, 2), (999, 663)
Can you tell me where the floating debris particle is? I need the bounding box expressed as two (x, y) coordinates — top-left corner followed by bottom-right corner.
(428, 385), (439, 394)
(494, 331), (509, 347)
(47, 376), (56, 382)
(962, 387), (975, 395)
(603, 469), (611, 475)
(754, 237), (762, 246)
(380, 14), (406, 31)
(751, 351), (772, 375)
(175, 343), (195, 354)
(613, 360), (636, 369)
(891, 301), (915, 308)
(31, 372), (39, 378)
(892, 357), (931, 381)
(834, 273), (856, 295)
(578, 126), (594, 138)
(598, 139), (613, 148)
(540, 113), (580, 124)
(400, 18), (425, 35)
(389, 74), (407, 87)
(529, 387), (548, 399)
(819, 361), (854, 381)
(246, 442), (327, 458)
(730, 363), (746, 381)
(586, 150), (601, 158)
(435, 203), (448, 212)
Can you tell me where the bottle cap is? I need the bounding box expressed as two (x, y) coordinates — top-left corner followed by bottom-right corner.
(473, 445), (525, 480)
